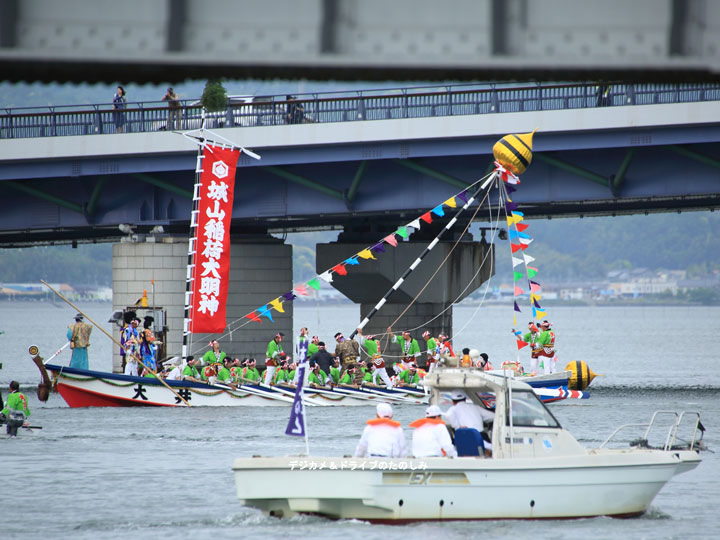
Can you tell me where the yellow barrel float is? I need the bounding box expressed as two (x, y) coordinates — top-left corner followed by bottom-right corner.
(565, 361), (599, 390)
(492, 129), (537, 175)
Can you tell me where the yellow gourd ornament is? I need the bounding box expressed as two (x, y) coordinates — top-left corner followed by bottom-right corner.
(492, 129), (537, 175)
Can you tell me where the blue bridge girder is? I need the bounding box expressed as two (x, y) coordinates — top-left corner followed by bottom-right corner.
(1, 82), (719, 247)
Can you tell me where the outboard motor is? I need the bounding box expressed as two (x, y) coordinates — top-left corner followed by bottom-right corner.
(6, 409), (25, 437)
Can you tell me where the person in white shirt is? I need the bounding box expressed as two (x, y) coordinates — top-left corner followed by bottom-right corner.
(354, 403), (407, 458)
(165, 357), (183, 381)
(443, 389), (494, 454)
(124, 356), (139, 377)
(410, 405), (457, 458)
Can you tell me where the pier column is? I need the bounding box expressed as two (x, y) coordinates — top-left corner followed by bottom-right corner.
(316, 229), (493, 364)
(112, 235), (292, 372)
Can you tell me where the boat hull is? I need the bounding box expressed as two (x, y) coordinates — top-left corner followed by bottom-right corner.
(45, 364), (429, 407)
(232, 451), (700, 521)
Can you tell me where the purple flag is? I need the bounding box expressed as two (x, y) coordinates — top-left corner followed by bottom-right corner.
(282, 291), (297, 301)
(371, 242), (386, 254)
(505, 184), (517, 194)
(458, 190), (469, 203)
(285, 339), (308, 437)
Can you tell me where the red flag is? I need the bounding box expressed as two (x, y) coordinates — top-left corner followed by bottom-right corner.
(332, 264), (348, 276)
(244, 311), (261, 323)
(420, 212), (432, 224)
(516, 223), (529, 232)
(190, 145), (240, 333)
(516, 340), (528, 350)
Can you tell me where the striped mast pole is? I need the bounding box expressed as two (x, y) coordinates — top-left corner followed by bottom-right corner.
(350, 172), (497, 340)
(182, 143), (205, 360)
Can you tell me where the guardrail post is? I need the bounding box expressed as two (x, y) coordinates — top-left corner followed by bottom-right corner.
(403, 89), (408, 119)
(226, 98), (234, 127)
(50, 107), (56, 137)
(139, 104), (145, 132)
(490, 87), (499, 112)
(446, 86), (453, 116)
(95, 106), (103, 134)
(356, 92), (365, 120)
(625, 85), (635, 105)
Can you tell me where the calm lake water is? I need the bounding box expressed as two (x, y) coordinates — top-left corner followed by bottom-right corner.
(1, 301), (718, 539)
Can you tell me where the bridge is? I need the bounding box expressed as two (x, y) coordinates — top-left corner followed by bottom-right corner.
(1, 0), (720, 83)
(1, 81), (719, 245)
(2, 81), (719, 366)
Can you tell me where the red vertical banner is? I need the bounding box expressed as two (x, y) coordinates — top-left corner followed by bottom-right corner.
(190, 145), (240, 333)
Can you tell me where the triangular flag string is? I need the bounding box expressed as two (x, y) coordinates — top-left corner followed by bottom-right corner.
(238, 170), (499, 327)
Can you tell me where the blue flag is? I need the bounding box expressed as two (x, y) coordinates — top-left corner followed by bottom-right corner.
(285, 339), (309, 437)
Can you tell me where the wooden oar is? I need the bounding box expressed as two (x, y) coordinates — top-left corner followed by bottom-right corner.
(258, 383), (329, 406)
(40, 280), (191, 407)
(212, 381), (295, 404)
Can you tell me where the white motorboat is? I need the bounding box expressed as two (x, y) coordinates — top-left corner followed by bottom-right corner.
(232, 368), (704, 521)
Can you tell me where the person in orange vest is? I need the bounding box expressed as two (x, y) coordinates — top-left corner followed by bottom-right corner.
(409, 405), (457, 458)
(354, 403), (407, 458)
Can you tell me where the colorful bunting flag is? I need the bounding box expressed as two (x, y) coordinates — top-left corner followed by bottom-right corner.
(516, 339), (528, 350)
(345, 257), (360, 266)
(294, 285), (308, 296)
(505, 184), (517, 194)
(527, 267), (538, 278)
(534, 309), (547, 320)
(519, 238), (533, 246)
(523, 254), (536, 264)
(420, 212), (433, 224)
(514, 286), (525, 296)
(269, 298), (285, 313)
(358, 249), (376, 260)
(258, 305), (274, 322)
(514, 301), (521, 312)
(533, 298), (542, 308)
(530, 282), (541, 293)
(245, 311), (261, 323)
(332, 264), (347, 276)
(408, 218), (421, 230)
(512, 256), (524, 268)
(513, 271), (524, 281)
(458, 190), (469, 203)
(384, 234), (398, 247)
(319, 271), (333, 283)
(516, 223), (529, 232)
(505, 201), (519, 212)
(396, 227), (409, 239)
(307, 278), (321, 290)
(431, 205), (445, 217)
(371, 242), (386, 253)
(444, 197), (457, 208)
(282, 292), (297, 301)
(511, 243), (528, 253)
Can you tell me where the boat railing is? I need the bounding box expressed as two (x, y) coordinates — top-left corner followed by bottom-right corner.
(599, 410), (704, 451)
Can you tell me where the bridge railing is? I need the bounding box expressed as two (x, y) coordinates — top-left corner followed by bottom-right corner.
(2, 82), (719, 140)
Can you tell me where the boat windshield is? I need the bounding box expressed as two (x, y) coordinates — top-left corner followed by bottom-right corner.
(506, 390), (561, 428)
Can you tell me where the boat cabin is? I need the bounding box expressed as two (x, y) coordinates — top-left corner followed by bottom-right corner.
(424, 368), (586, 459)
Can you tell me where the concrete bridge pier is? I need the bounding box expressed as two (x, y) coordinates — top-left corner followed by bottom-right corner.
(316, 227), (494, 364)
(111, 235), (292, 372)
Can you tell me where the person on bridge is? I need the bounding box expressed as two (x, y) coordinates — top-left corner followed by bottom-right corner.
(285, 95), (304, 124)
(67, 313), (92, 370)
(162, 87), (181, 130)
(112, 85), (127, 133)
